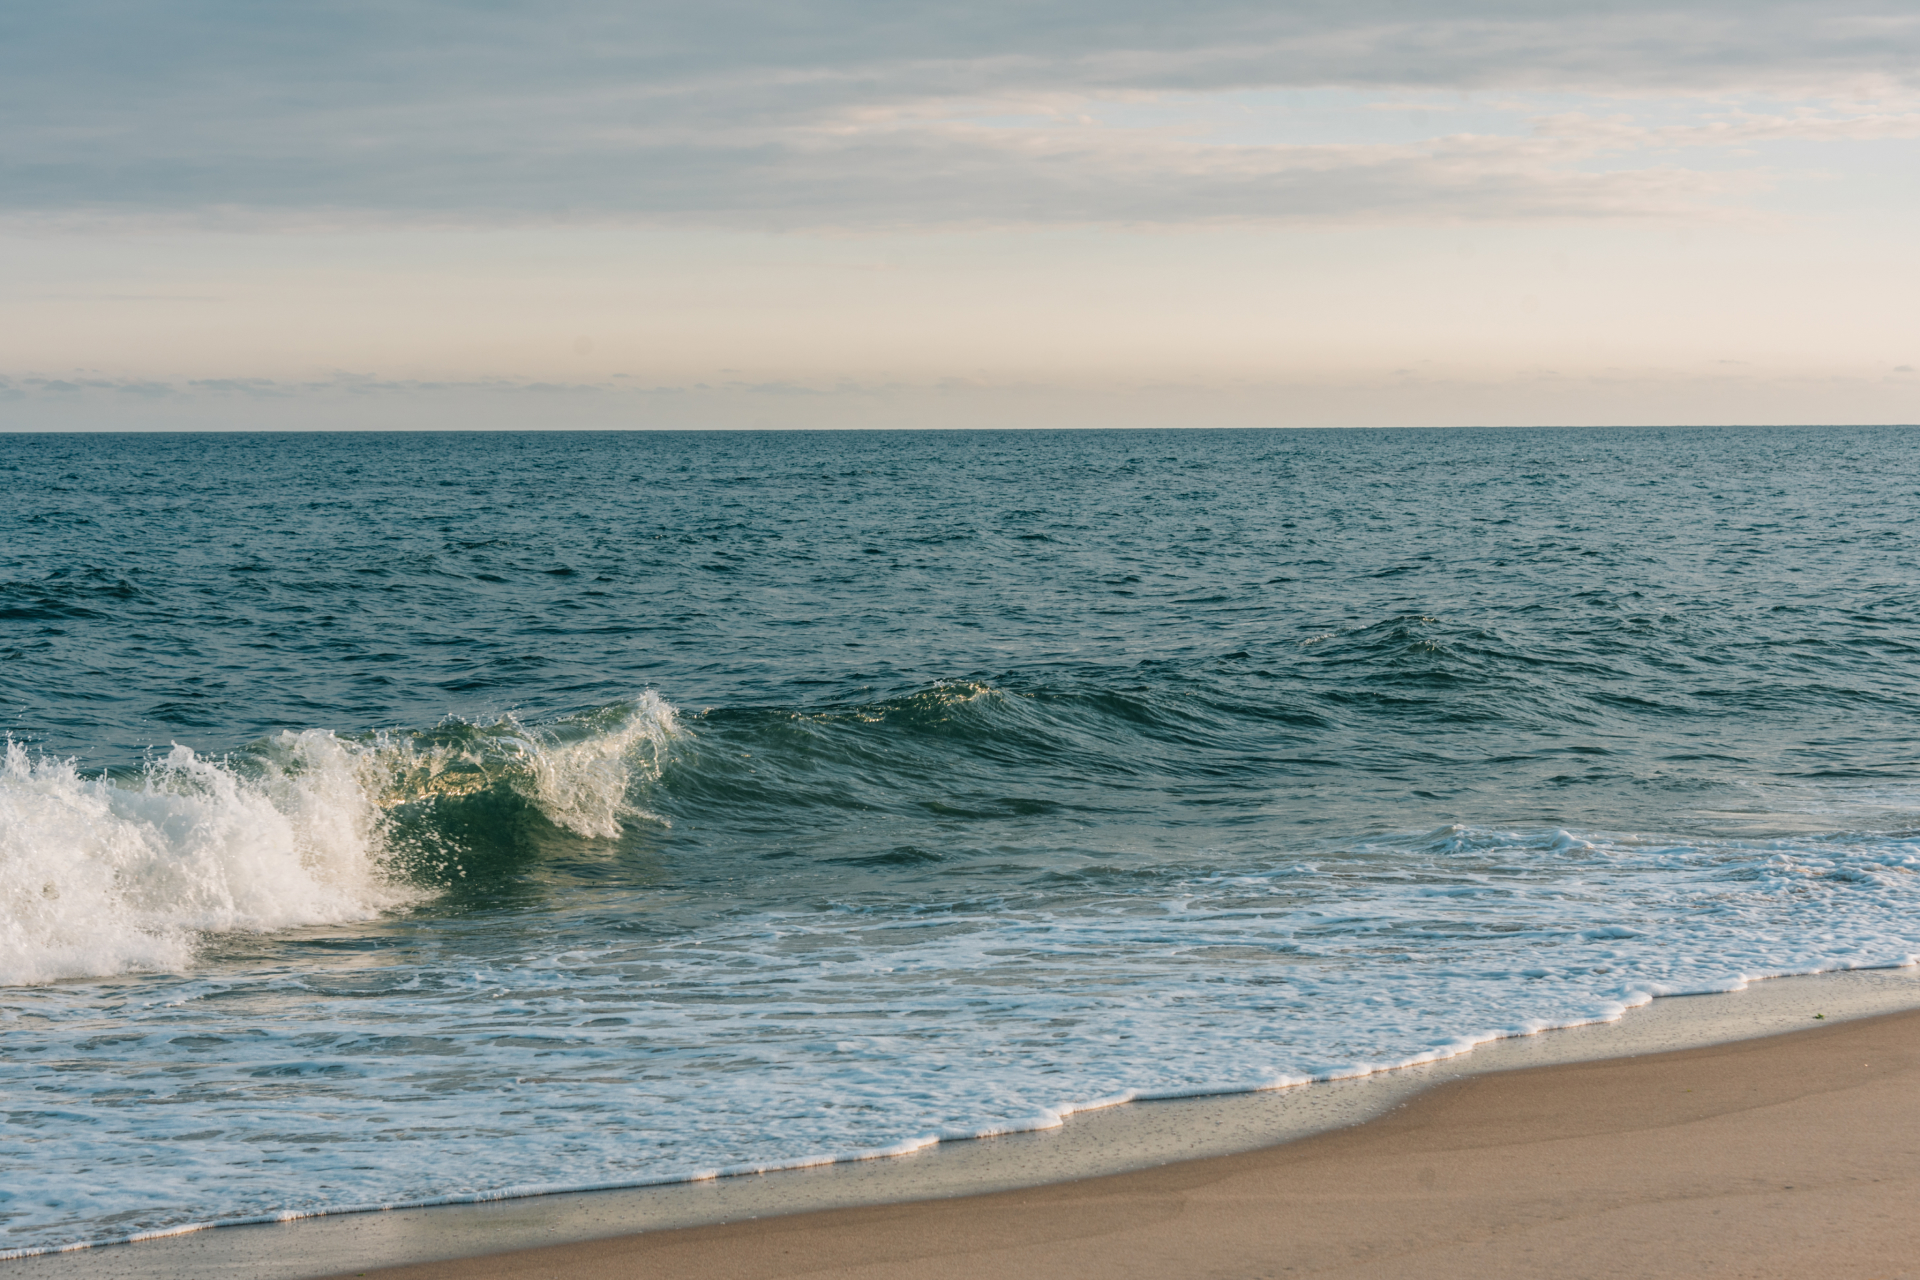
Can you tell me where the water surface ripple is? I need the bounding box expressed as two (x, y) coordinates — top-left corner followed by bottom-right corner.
(4, 427), (1919, 1252)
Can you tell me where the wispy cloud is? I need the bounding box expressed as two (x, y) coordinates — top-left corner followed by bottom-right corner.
(1534, 108), (1920, 151)
(4, 2), (1917, 229)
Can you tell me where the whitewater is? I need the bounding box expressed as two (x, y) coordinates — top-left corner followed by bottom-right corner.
(4, 426), (1920, 1255)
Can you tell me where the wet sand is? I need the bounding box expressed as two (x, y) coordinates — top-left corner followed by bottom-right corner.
(345, 1005), (1920, 1280)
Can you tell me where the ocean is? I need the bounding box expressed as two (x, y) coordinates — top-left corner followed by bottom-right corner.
(5, 425), (1919, 1256)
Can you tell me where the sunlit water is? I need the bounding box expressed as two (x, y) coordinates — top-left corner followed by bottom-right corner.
(5, 426), (1919, 1253)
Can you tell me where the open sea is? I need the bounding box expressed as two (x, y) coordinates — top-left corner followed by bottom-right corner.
(5, 425), (1920, 1255)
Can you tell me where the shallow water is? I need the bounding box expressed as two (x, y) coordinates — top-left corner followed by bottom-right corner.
(5, 426), (1920, 1253)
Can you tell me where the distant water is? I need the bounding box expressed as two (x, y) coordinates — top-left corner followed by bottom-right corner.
(5, 426), (1920, 1254)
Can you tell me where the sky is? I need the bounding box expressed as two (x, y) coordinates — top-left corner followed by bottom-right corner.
(3, 0), (1917, 430)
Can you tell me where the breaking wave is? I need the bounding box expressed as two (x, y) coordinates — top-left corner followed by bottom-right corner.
(0, 693), (679, 985)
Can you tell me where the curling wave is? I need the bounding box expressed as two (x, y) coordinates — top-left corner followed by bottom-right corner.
(0, 692), (679, 985)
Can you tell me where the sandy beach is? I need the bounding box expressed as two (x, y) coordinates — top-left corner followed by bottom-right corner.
(339, 1004), (1920, 1280)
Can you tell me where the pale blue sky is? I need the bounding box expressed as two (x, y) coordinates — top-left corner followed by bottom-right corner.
(4, 1), (1916, 428)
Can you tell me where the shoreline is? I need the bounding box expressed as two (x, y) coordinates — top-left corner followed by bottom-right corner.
(352, 995), (1920, 1280)
(10, 962), (1920, 1279)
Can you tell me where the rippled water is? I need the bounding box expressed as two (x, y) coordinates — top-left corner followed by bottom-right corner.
(5, 426), (1920, 1253)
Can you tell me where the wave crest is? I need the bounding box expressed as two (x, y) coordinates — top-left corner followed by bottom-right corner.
(359, 692), (678, 839)
(0, 692), (680, 985)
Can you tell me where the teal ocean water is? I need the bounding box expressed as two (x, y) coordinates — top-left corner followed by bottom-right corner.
(4, 426), (1920, 1253)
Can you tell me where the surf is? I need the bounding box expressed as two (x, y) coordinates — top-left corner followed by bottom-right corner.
(0, 693), (679, 985)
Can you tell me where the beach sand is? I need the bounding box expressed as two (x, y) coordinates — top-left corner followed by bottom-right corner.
(338, 1005), (1920, 1280)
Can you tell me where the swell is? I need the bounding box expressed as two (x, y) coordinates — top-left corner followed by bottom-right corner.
(6, 640), (1916, 987)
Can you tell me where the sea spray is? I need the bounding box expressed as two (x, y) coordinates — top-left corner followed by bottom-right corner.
(0, 734), (400, 985)
(0, 694), (680, 985)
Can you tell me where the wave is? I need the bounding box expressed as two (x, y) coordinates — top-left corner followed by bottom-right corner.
(10, 663), (1916, 988)
(0, 693), (679, 986)
(353, 693), (678, 839)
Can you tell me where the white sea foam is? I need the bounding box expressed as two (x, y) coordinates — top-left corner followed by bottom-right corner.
(0, 734), (398, 985)
(0, 694), (679, 986)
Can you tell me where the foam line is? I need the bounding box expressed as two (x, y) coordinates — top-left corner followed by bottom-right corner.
(7, 960), (1918, 1264)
